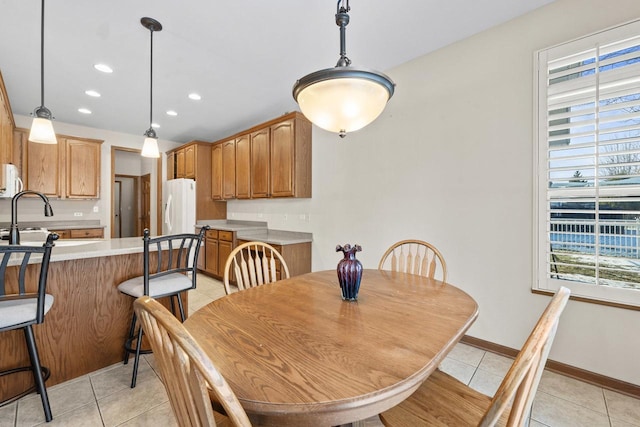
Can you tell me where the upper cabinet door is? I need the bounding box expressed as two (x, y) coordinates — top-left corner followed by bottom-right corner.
(26, 138), (61, 197)
(270, 119), (295, 198)
(184, 145), (196, 178)
(66, 138), (101, 198)
(250, 128), (270, 198)
(235, 134), (251, 199)
(167, 152), (175, 180)
(222, 139), (236, 200)
(175, 148), (185, 178)
(211, 143), (223, 200)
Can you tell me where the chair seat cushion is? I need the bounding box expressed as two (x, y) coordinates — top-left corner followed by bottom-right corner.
(0, 294), (54, 330)
(380, 369), (499, 427)
(118, 273), (192, 298)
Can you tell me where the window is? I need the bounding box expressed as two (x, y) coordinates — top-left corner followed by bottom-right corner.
(535, 20), (640, 308)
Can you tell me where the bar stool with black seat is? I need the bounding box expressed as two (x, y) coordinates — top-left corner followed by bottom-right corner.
(117, 226), (208, 388)
(0, 233), (58, 422)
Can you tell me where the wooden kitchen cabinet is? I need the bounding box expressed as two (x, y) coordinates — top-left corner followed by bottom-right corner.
(166, 141), (226, 220)
(212, 137), (238, 201)
(175, 148), (185, 178)
(17, 130), (103, 199)
(201, 228), (235, 279)
(222, 139), (236, 199)
(250, 127), (270, 198)
(0, 71), (14, 180)
(65, 137), (101, 198)
(211, 143), (223, 200)
(235, 133), (251, 199)
(166, 151), (175, 180)
(49, 228), (104, 239)
(236, 239), (311, 278)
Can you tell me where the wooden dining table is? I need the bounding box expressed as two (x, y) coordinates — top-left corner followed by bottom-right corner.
(184, 269), (478, 426)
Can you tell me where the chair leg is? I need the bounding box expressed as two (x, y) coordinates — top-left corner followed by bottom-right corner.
(130, 325), (143, 388)
(24, 326), (52, 422)
(123, 312), (137, 364)
(175, 293), (186, 322)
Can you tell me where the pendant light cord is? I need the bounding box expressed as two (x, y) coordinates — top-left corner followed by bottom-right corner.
(40, 0), (45, 108)
(149, 28), (153, 129)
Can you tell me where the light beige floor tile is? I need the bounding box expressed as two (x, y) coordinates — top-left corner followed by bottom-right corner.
(468, 368), (503, 397)
(90, 357), (158, 400)
(187, 290), (214, 315)
(529, 419), (551, 427)
(17, 375), (95, 426)
(604, 389), (640, 426)
(538, 370), (607, 414)
(610, 418), (640, 427)
(477, 351), (513, 378)
(97, 376), (168, 427)
(446, 343), (486, 367)
(117, 401), (177, 427)
(531, 390), (610, 427)
(38, 401), (102, 427)
(439, 357), (477, 385)
(0, 402), (17, 427)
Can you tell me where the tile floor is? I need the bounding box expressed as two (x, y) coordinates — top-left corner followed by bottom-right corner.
(2, 274), (639, 426)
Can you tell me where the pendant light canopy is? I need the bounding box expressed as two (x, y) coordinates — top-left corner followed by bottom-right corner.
(140, 17), (162, 158)
(292, 0), (395, 138)
(29, 0), (56, 145)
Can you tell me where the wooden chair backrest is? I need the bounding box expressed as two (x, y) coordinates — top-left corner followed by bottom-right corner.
(223, 241), (290, 295)
(480, 287), (570, 426)
(378, 239), (448, 282)
(134, 296), (252, 427)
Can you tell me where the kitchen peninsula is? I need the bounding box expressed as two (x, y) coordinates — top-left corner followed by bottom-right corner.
(0, 237), (173, 400)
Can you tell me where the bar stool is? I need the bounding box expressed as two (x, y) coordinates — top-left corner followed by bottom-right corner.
(117, 227), (208, 388)
(0, 233), (58, 422)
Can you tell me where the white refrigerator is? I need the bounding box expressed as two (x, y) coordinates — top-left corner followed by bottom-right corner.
(163, 178), (196, 235)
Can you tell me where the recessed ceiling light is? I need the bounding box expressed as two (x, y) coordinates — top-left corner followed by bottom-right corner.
(166, 110), (178, 116)
(151, 123), (160, 128)
(188, 93), (201, 100)
(94, 63), (113, 73)
(85, 90), (101, 97)
(78, 108), (92, 114)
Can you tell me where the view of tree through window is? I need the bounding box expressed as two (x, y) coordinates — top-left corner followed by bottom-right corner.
(542, 26), (640, 297)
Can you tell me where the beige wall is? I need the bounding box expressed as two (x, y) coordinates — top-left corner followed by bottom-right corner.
(227, 0), (640, 386)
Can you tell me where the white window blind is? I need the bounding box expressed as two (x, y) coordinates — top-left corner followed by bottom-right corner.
(536, 20), (640, 307)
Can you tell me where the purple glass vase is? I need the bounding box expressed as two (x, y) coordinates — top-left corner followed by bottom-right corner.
(336, 244), (363, 301)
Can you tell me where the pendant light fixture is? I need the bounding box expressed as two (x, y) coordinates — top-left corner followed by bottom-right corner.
(29, 0), (56, 144)
(292, 0), (395, 138)
(140, 17), (162, 158)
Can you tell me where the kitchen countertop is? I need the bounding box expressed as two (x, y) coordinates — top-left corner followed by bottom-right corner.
(196, 220), (312, 245)
(0, 220), (106, 230)
(1, 236), (146, 265)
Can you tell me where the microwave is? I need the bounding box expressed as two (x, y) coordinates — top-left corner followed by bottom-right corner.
(0, 164), (24, 198)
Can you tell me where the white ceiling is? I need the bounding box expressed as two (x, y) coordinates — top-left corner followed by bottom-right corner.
(0, 0), (555, 144)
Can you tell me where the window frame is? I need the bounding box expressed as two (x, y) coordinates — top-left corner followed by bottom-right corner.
(534, 19), (640, 310)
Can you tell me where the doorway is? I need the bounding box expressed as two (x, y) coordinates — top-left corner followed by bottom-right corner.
(111, 146), (162, 238)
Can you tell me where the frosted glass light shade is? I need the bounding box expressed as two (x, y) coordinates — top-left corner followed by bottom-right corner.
(29, 117), (57, 144)
(293, 67), (394, 135)
(141, 136), (160, 158)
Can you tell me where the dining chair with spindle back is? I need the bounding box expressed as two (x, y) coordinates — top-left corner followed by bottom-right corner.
(380, 286), (571, 427)
(378, 239), (448, 281)
(223, 241), (290, 295)
(134, 296), (252, 427)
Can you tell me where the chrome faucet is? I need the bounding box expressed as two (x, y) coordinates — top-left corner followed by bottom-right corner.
(10, 190), (54, 245)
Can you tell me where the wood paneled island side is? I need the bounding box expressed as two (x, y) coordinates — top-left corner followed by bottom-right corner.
(0, 238), (182, 401)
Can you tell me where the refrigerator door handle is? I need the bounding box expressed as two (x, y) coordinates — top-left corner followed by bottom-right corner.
(164, 194), (173, 233)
